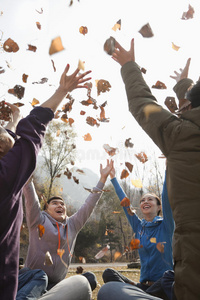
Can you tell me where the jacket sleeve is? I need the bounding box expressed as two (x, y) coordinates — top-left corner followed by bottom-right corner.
(121, 62), (182, 157)
(173, 78), (193, 100)
(23, 181), (44, 228)
(111, 177), (141, 231)
(69, 180), (105, 232)
(161, 171), (175, 234)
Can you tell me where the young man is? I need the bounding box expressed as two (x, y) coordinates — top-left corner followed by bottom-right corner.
(109, 39), (200, 300)
(0, 64), (91, 300)
(22, 160), (113, 299)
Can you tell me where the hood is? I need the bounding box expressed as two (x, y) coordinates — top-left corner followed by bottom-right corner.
(180, 107), (200, 128)
(42, 211), (68, 226)
(141, 216), (163, 228)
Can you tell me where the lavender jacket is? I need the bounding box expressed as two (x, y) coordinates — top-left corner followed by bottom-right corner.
(23, 180), (104, 285)
(0, 107), (53, 300)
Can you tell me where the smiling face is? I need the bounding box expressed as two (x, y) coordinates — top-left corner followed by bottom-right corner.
(140, 193), (161, 221)
(46, 198), (67, 222)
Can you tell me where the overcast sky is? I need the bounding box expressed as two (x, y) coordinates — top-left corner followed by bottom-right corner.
(0, 0), (200, 177)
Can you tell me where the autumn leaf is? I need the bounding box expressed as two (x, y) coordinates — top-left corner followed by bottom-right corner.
(120, 197), (130, 207)
(13, 102), (24, 107)
(80, 99), (94, 106)
(76, 169), (85, 174)
(0, 67), (5, 74)
(83, 133), (92, 141)
(143, 104), (162, 120)
(98, 106), (110, 122)
(38, 224), (45, 239)
(64, 168), (72, 179)
(22, 74), (28, 83)
(68, 118), (74, 126)
(95, 245), (110, 259)
(104, 36), (116, 55)
(139, 23), (154, 38)
(181, 4), (194, 20)
(114, 251), (122, 261)
(31, 98), (40, 106)
(36, 8), (43, 14)
(141, 67), (147, 74)
(112, 19), (121, 31)
(172, 42), (180, 51)
(79, 257), (86, 264)
(112, 211), (121, 214)
(130, 238), (142, 250)
(78, 59), (85, 71)
(86, 116), (100, 127)
(36, 21), (41, 30)
(150, 237), (157, 244)
(84, 187), (110, 193)
(131, 179), (143, 188)
(0, 101), (12, 121)
(164, 97), (178, 113)
(103, 144), (118, 156)
(79, 26), (88, 35)
(61, 113), (68, 123)
(127, 206), (136, 216)
(3, 38), (19, 52)
(152, 80), (167, 89)
(27, 44), (37, 52)
(51, 59), (56, 72)
(49, 36), (64, 55)
(73, 176), (79, 184)
(80, 110), (86, 115)
(120, 169), (129, 180)
(8, 85), (25, 99)
(125, 138), (134, 148)
(44, 251), (53, 266)
(57, 248), (65, 258)
(156, 242), (165, 253)
(125, 162), (133, 173)
(32, 78), (48, 84)
(76, 266), (84, 274)
(96, 79), (111, 95)
(135, 152), (148, 163)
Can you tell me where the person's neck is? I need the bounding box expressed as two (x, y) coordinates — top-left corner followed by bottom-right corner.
(144, 214), (157, 222)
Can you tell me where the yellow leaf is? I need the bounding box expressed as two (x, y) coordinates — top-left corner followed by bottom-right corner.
(31, 98), (40, 106)
(49, 36), (64, 55)
(131, 179), (143, 188)
(150, 237), (157, 244)
(172, 42), (180, 51)
(78, 59), (85, 71)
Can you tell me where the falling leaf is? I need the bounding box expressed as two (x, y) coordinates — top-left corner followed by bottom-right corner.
(64, 168), (72, 179)
(3, 38), (19, 52)
(98, 106), (110, 122)
(69, 118), (74, 126)
(80, 110), (86, 115)
(27, 44), (37, 52)
(143, 104), (162, 120)
(112, 19), (121, 31)
(22, 74), (28, 83)
(80, 99), (94, 106)
(120, 197), (130, 207)
(135, 152), (148, 163)
(0, 67), (5, 74)
(150, 237), (157, 244)
(95, 245), (110, 259)
(96, 79), (111, 95)
(156, 242), (165, 253)
(171, 42), (180, 51)
(152, 80), (167, 89)
(78, 59), (85, 71)
(51, 59), (56, 72)
(86, 116), (100, 127)
(112, 211), (121, 214)
(8, 85), (25, 99)
(32, 78), (48, 84)
(36, 8), (43, 14)
(79, 257), (86, 264)
(56, 174), (61, 178)
(103, 144), (119, 156)
(83, 133), (92, 141)
(131, 179), (143, 188)
(13, 102), (24, 107)
(49, 36), (64, 55)
(62, 97), (74, 113)
(125, 138), (134, 148)
(164, 97), (178, 113)
(57, 248), (65, 258)
(0, 101), (12, 121)
(120, 169), (129, 180)
(31, 98), (40, 106)
(38, 224), (45, 239)
(127, 206), (136, 216)
(76, 169), (85, 174)
(181, 4), (194, 20)
(114, 251), (122, 261)
(76, 266), (84, 274)
(73, 176), (79, 184)
(125, 162), (133, 173)
(61, 113), (68, 123)
(79, 26), (88, 35)
(130, 238), (142, 250)
(44, 251), (53, 266)
(104, 36), (116, 55)
(54, 110), (61, 119)
(139, 23), (154, 38)
(141, 67), (147, 74)
(36, 21), (41, 30)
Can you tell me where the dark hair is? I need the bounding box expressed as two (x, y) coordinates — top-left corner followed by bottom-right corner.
(43, 196), (64, 210)
(186, 81), (200, 108)
(140, 193), (161, 216)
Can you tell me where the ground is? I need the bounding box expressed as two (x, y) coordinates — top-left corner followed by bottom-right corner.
(66, 264), (140, 300)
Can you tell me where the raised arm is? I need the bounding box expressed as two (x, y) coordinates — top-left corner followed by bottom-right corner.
(69, 160), (113, 232)
(4, 103), (22, 133)
(40, 65), (91, 112)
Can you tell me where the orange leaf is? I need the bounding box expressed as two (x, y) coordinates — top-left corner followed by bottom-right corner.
(22, 73), (28, 83)
(86, 116), (100, 127)
(38, 224), (45, 239)
(135, 152), (148, 163)
(49, 36), (64, 55)
(3, 38), (19, 53)
(156, 242), (165, 253)
(130, 238), (142, 250)
(114, 251), (122, 261)
(79, 26), (88, 35)
(152, 80), (167, 89)
(112, 211), (121, 214)
(125, 162), (133, 173)
(27, 44), (37, 52)
(31, 98), (40, 106)
(69, 118), (74, 126)
(120, 169), (129, 180)
(61, 113), (68, 123)
(80, 110), (86, 115)
(120, 197), (130, 207)
(83, 133), (92, 141)
(103, 144), (118, 157)
(36, 21), (41, 30)
(57, 248), (65, 258)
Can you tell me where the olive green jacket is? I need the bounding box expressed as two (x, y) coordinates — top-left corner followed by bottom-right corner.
(121, 61), (200, 228)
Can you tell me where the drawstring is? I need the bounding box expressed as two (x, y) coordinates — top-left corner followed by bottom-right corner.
(56, 222), (73, 257)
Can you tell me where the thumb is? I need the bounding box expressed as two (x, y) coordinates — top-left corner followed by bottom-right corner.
(130, 38), (134, 52)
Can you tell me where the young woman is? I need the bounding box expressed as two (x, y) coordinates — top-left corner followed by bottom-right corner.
(102, 164), (174, 292)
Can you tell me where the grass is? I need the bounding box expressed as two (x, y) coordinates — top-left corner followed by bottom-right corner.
(66, 265), (140, 300)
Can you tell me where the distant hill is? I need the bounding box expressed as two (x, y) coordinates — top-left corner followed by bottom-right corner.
(34, 156), (100, 209)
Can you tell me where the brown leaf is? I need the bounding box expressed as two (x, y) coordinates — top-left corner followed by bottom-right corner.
(51, 59), (56, 72)
(32, 78), (48, 84)
(36, 22), (41, 30)
(96, 79), (111, 95)
(3, 38), (19, 53)
(62, 99), (74, 113)
(103, 144), (118, 156)
(135, 152), (148, 163)
(104, 36), (116, 55)
(8, 85), (25, 99)
(0, 101), (12, 121)
(0, 67), (5, 74)
(49, 36), (64, 55)
(127, 206), (136, 216)
(139, 23), (154, 38)
(152, 80), (167, 89)
(27, 44), (37, 52)
(181, 4), (194, 20)
(36, 8), (43, 14)
(79, 26), (88, 35)
(98, 106), (110, 122)
(120, 197), (130, 207)
(73, 176), (79, 184)
(86, 116), (100, 127)
(80, 110), (86, 115)
(22, 73), (28, 83)
(125, 162), (133, 173)
(13, 102), (24, 107)
(64, 168), (72, 179)
(120, 169), (129, 180)
(156, 242), (165, 253)
(164, 97), (178, 113)
(125, 138), (134, 148)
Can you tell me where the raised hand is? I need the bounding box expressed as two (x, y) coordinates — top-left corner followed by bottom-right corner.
(100, 159), (114, 184)
(112, 38), (135, 67)
(170, 58), (191, 83)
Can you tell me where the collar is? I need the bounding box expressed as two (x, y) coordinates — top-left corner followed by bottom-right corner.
(141, 216), (163, 227)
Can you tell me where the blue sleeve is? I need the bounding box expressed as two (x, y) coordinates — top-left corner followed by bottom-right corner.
(162, 171), (175, 234)
(111, 177), (141, 231)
